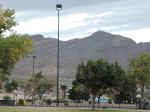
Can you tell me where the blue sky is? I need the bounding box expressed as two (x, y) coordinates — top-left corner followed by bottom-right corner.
(1, 0), (150, 43)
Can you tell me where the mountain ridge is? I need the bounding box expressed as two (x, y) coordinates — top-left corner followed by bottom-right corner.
(12, 31), (150, 83)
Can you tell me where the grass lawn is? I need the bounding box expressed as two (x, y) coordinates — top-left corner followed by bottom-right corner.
(0, 107), (148, 112)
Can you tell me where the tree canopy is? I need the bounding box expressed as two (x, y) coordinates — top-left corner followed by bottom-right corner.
(27, 72), (54, 101)
(0, 8), (16, 34)
(75, 59), (125, 110)
(129, 53), (150, 98)
(68, 80), (90, 102)
(0, 7), (33, 82)
(5, 79), (18, 93)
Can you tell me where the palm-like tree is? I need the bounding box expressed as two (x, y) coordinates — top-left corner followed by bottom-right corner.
(61, 84), (67, 100)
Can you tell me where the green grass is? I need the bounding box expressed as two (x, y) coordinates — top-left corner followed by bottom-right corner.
(0, 107), (147, 112)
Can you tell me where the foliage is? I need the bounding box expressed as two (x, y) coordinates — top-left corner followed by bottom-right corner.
(0, 34), (33, 80)
(75, 59), (125, 110)
(110, 62), (125, 91)
(27, 72), (54, 101)
(63, 100), (69, 106)
(0, 7), (33, 83)
(44, 99), (52, 105)
(61, 84), (67, 100)
(68, 80), (90, 102)
(3, 95), (11, 100)
(114, 73), (136, 104)
(61, 85), (67, 90)
(0, 8), (16, 34)
(17, 99), (24, 106)
(129, 53), (150, 99)
(5, 79), (18, 93)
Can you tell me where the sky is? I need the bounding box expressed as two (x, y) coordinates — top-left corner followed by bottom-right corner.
(1, 0), (150, 43)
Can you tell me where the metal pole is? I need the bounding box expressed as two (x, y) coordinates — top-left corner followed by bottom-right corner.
(33, 56), (36, 74)
(32, 55), (36, 106)
(56, 9), (60, 106)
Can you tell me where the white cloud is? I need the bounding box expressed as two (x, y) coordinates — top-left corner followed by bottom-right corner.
(96, 11), (113, 18)
(14, 16), (57, 34)
(12, 0), (150, 43)
(14, 11), (150, 43)
(62, 28), (99, 41)
(14, 13), (90, 35)
(61, 13), (89, 31)
(112, 28), (150, 43)
(2, 0), (150, 43)
(100, 24), (129, 31)
(15, 11), (32, 18)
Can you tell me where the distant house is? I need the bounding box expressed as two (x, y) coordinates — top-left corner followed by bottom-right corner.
(88, 95), (109, 103)
(95, 96), (109, 103)
(0, 93), (14, 100)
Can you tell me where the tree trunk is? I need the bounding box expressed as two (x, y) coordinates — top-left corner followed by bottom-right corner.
(32, 94), (34, 106)
(39, 95), (43, 106)
(141, 87), (144, 99)
(92, 94), (96, 110)
(98, 96), (100, 104)
(62, 88), (66, 100)
(97, 95), (101, 108)
(64, 89), (66, 99)
(141, 86), (144, 109)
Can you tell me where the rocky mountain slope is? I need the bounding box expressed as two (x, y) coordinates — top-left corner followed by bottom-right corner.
(12, 31), (150, 82)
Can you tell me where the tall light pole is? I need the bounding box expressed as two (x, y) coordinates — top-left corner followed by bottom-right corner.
(56, 3), (62, 106)
(32, 55), (36, 106)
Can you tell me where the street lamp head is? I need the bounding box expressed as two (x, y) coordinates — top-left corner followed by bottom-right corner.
(136, 94), (141, 99)
(56, 4), (62, 10)
(33, 56), (36, 58)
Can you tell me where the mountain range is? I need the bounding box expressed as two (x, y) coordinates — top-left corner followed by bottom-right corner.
(12, 31), (150, 84)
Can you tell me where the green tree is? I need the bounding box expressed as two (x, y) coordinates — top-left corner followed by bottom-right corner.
(76, 59), (109, 110)
(108, 62), (126, 105)
(0, 8), (16, 34)
(113, 74), (136, 104)
(129, 53), (150, 108)
(27, 72), (54, 104)
(17, 80), (29, 100)
(68, 80), (90, 102)
(129, 53), (150, 98)
(0, 7), (33, 84)
(61, 84), (67, 100)
(110, 62), (125, 90)
(5, 79), (18, 93)
(76, 59), (125, 110)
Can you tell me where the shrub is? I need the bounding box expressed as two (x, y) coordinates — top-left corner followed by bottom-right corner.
(3, 96), (11, 100)
(64, 101), (69, 106)
(102, 106), (107, 109)
(44, 99), (52, 105)
(63, 100), (69, 106)
(52, 99), (57, 103)
(108, 99), (112, 104)
(143, 100), (149, 109)
(18, 99), (24, 106)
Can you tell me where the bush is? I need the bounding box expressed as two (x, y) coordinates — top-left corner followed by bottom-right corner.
(142, 100), (149, 109)
(102, 106), (107, 109)
(52, 99), (57, 103)
(64, 101), (69, 106)
(3, 96), (11, 100)
(108, 99), (112, 104)
(44, 99), (52, 105)
(63, 100), (69, 106)
(18, 99), (24, 106)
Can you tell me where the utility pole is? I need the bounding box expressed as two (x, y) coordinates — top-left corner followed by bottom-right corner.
(56, 3), (62, 106)
(32, 55), (36, 106)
